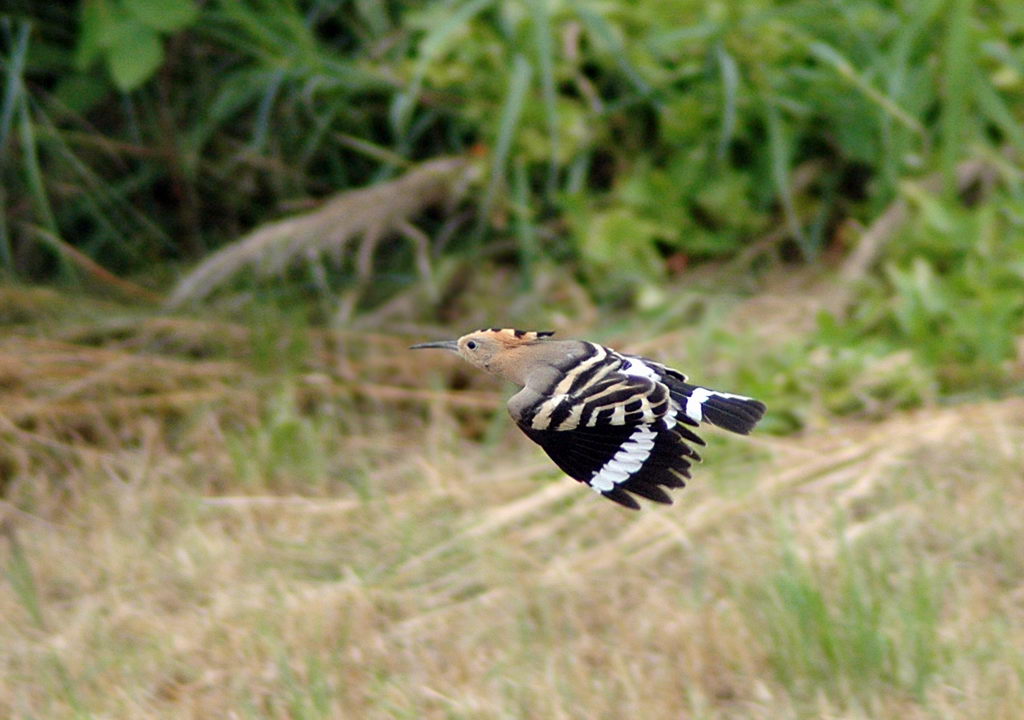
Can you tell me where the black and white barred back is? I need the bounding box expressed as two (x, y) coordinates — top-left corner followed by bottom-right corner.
(514, 341), (766, 510)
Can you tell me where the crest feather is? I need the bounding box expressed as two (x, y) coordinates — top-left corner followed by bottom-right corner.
(477, 328), (555, 341)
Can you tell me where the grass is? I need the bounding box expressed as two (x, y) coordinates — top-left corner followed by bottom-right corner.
(7, 0), (1024, 306)
(2, 285), (1023, 719)
(4, 2), (1023, 715)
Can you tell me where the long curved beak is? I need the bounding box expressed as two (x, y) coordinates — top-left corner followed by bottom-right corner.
(409, 339), (459, 352)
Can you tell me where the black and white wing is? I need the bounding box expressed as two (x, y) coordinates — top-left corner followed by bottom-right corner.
(620, 352), (767, 435)
(511, 344), (705, 509)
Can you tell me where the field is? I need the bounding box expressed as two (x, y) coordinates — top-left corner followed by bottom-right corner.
(4, 1), (1024, 717)
(3, 283), (1023, 719)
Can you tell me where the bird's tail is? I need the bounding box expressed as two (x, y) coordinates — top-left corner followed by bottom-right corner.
(668, 383), (766, 435)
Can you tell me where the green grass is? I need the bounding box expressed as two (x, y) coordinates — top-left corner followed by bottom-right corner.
(754, 527), (946, 704)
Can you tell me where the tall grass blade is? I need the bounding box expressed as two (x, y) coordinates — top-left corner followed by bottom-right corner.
(49, 654), (90, 719)
(808, 40), (926, 137)
(3, 527), (89, 712)
(513, 157), (539, 286)
(37, 111), (173, 253)
(251, 69), (285, 153)
(880, 0), (945, 193)
(475, 54), (533, 242)
(941, 0), (973, 197)
(715, 42), (739, 164)
(0, 20), (29, 160)
(18, 99), (59, 237)
(3, 525), (46, 629)
(981, 38), (1024, 77)
(391, 0), (494, 137)
(764, 95), (810, 258)
(575, 4), (653, 99)
(974, 73), (1024, 158)
(0, 21), (29, 272)
(530, 0), (559, 198)
(4, 21), (61, 270)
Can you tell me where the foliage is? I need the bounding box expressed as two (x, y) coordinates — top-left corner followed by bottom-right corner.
(1, 0), (1023, 403)
(3, 3), (1024, 714)
(753, 531), (946, 701)
(75, 0), (199, 91)
(4, 1), (1024, 280)
(819, 184), (1024, 394)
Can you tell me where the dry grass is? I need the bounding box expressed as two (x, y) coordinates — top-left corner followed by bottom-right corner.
(164, 157), (475, 313)
(2, 302), (1024, 719)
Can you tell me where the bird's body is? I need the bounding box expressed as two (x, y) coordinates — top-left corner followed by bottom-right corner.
(412, 328), (766, 510)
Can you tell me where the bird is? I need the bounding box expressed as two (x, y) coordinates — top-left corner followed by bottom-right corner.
(411, 328), (766, 510)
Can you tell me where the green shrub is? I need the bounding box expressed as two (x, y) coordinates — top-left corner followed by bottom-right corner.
(5, 0), (1023, 286)
(822, 187), (1024, 394)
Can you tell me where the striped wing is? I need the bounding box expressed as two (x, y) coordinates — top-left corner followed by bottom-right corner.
(519, 420), (703, 509)
(515, 348), (705, 509)
(621, 351), (767, 434)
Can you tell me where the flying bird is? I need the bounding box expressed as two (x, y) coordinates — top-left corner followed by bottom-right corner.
(411, 328), (766, 509)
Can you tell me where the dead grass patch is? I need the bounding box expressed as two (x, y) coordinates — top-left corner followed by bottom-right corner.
(2, 310), (1023, 719)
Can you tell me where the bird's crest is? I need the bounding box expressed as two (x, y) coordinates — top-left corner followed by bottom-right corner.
(472, 328), (555, 344)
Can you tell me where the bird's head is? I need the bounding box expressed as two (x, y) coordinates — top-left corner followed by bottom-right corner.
(411, 328), (555, 379)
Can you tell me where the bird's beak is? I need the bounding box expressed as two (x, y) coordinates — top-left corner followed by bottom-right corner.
(409, 339), (460, 352)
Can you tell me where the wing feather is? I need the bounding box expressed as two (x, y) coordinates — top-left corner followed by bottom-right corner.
(514, 350), (701, 508)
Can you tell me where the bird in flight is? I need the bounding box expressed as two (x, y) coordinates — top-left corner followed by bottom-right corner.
(411, 328), (766, 510)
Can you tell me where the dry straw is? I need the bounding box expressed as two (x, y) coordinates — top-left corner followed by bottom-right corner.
(165, 157), (476, 310)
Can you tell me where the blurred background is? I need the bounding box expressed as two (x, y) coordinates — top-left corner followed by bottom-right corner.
(1, 1), (1023, 717)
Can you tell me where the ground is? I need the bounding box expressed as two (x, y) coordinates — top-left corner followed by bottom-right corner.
(1, 285), (1023, 719)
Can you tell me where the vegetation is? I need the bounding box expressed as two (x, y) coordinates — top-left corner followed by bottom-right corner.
(1, 0), (1024, 717)
(2, 299), (1023, 719)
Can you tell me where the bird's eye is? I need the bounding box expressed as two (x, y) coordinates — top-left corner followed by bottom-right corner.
(466, 340), (477, 350)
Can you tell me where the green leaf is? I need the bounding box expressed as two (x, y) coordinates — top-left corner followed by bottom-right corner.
(901, 183), (955, 234)
(106, 21), (164, 91)
(54, 73), (111, 114)
(578, 207), (665, 282)
(125, 0), (198, 32)
(74, 0), (110, 71)
(994, 0), (1024, 32)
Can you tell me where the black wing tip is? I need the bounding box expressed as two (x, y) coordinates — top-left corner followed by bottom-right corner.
(698, 397), (767, 435)
(622, 480), (674, 505)
(676, 426), (707, 447)
(597, 467), (689, 509)
(602, 487), (642, 510)
(665, 381), (767, 435)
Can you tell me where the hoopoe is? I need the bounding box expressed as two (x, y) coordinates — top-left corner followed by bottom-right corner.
(412, 328), (767, 510)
